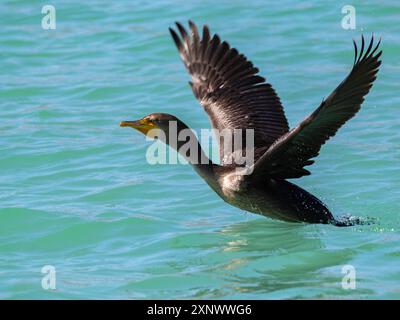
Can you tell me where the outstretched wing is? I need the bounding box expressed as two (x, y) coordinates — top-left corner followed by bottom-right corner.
(169, 21), (289, 165)
(250, 35), (382, 179)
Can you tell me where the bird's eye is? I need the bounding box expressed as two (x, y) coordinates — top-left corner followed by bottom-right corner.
(144, 118), (157, 126)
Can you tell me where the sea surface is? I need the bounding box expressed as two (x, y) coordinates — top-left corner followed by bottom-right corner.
(1, 0), (399, 299)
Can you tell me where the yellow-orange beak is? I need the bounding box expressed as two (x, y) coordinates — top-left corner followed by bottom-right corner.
(120, 118), (159, 135)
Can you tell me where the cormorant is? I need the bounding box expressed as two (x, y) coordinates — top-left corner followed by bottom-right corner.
(121, 21), (382, 226)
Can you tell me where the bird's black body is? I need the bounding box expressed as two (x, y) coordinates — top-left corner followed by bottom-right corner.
(226, 178), (334, 224)
(198, 165), (335, 225)
(121, 21), (382, 226)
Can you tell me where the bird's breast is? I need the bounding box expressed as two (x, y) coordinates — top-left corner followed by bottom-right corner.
(220, 172), (247, 198)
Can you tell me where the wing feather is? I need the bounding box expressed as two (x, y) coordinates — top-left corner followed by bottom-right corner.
(169, 21), (289, 165)
(250, 35), (382, 179)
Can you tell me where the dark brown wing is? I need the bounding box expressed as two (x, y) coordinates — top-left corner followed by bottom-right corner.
(250, 35), (382, 179)
(169, 21), (289, 165)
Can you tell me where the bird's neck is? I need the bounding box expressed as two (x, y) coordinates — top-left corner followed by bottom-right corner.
(165, 120), (221, 192)
(172, 131), (219, 190)
(191, 156), (221, 195)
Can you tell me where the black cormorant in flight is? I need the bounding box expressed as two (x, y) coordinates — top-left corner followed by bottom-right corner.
(121, 21), (382, 226)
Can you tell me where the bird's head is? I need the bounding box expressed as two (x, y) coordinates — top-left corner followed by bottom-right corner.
(120, 113), (188, 143)
(121, 113), (210, 165)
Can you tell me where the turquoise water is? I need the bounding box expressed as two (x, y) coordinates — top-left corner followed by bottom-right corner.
(1, 0), (400, 299)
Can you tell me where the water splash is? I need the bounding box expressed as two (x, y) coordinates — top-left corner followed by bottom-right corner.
(332, 214), (377, 227)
